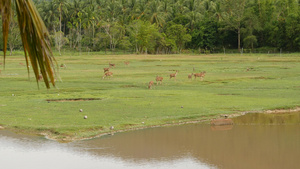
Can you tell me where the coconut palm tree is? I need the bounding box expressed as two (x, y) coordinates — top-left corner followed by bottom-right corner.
(1, 0), (56, 88)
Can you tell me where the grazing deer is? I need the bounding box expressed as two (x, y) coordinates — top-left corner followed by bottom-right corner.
(109, 63), (115, 68)
(60, 63), (67, 68)
(124, 61), (130, 66)
(103, 67), (110, 73)
(19, 63), (25, 66)
(38, 74), (43, 81)
(148, 81), (154, 89)
(156, 76), (163, 85)
(103, 72), (113, 79)
(188, 73), (194, 79)
(170, 71), (178, 80)
(194, 71), (206, 80)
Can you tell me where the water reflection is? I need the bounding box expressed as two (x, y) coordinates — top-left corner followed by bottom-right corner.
(1, 112), (300, 169)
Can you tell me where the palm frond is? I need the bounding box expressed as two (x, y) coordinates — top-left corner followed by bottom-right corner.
(0, 0), (12, 69)
(13, 0), (57, 88)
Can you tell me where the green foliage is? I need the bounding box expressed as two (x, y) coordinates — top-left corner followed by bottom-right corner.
(189, 19), (218, 50)
(243, 35), (257, 49)
(3, 0), (300, 55)
(166, 23), (192, 53)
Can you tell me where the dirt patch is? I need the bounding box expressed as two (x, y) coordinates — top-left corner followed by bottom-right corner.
(46, 98), (102, 102)
(217, 93), (240, 96)
(121, 85), (139, 88)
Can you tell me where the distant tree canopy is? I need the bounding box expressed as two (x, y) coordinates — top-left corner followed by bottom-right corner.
(1, 0), (300, 53)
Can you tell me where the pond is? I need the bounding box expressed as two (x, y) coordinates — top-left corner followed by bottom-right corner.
(1, 112), (299, 169)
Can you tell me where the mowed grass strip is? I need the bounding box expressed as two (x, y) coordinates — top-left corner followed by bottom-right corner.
(0, 53), (299, 141)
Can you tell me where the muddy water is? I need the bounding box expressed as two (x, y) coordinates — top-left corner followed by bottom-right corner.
(1, 112), (300, 169)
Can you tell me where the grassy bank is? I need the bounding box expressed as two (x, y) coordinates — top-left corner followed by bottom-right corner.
(0, 52), (299, 141)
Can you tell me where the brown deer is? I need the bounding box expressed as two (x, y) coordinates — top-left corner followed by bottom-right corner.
(188, 73), (194, 79)
(169, 71), (178, 80)
(156, 76), (163, 85)
(109, 63), (115, 68)
(103, 67), (110, 73)
(102, 72), (113, 79)
(60, 63), (67, 68)
(194, 71), (206, 80)
(148, 81), (154, 89)
(38, 74), (43, 81)
(124, 61), (130, 66)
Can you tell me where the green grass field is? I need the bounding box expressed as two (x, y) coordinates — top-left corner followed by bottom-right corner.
(0, 52), (299, 141)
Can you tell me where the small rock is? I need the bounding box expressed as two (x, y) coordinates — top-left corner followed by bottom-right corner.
(141, 122), (145, 124)
(79, 109), (83, 112)
(84, 116), (87, 119)
(12, 94), (14, 96)
(181, 106), (184, 108)
(110, 126), (114, 130)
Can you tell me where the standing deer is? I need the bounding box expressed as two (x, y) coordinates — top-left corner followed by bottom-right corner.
(170, 71), (178, 80)
(148, 81), (154, 89)
(156, 76), (163, 85)
(103, 72), (113, 79)
(124, 61), (130, 66)
(103, 67), (110, 73)
(188, 73), (194, 79)
(109, 63), (115, 68)
(194, 71), (206, 80)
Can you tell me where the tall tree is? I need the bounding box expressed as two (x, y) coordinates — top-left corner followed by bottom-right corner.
(166, 23), (192, 53)
(220, 0), (247, 51)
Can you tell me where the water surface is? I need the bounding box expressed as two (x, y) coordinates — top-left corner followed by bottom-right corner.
(1, 112), (299, 169)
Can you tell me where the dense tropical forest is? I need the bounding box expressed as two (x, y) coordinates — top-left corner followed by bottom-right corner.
(1, 0), (300, 54)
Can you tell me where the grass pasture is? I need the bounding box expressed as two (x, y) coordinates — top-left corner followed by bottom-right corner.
(0, 52), (299, 141)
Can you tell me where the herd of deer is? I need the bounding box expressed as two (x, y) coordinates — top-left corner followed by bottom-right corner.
(148, 70), (206, 89)
(102, 62), (116, 79)
(101, 61), (206, 89)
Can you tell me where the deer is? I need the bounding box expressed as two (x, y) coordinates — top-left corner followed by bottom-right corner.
(148, 81), (154, 89)
(194, 71), (206, 80)
(124, 61), (130, 66)
(188, 73), (194, 79)
(60, 63), (67, 68)
(38, 74), (43, 81)
(103, 67), (110, 73)
(156, 76), (163, 85)
(170, 71), (178, 80)
(102, 72), (113, 79)
(109, 63), (115, 68)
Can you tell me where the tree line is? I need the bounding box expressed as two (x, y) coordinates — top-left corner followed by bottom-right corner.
(1, 0), (300, 55)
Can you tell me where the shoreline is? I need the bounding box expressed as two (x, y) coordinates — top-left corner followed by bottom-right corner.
(1, 107), (299, 143)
